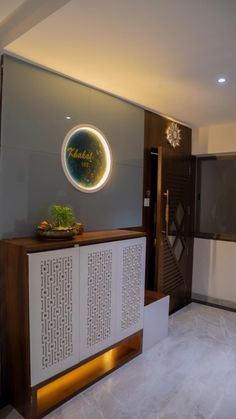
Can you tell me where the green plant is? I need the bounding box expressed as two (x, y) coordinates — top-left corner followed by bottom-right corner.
(50, 205), (75, 228)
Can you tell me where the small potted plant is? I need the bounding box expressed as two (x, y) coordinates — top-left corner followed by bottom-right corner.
(37, 205), (83, 239)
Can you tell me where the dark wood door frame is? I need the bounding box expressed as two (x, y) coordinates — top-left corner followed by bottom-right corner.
(143, 110), (195, 313)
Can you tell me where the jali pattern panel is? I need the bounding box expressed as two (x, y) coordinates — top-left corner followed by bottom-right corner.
(121, 243), (143, 330)
(40, 255), (73, 369)
(117, 238), (146, 340)
(79, 242), (117, 360)
(29, 248), (80, 385)
(87, 249), (113, 347)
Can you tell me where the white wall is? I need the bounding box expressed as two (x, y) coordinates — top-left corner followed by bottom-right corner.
(192, 122), (236, 306)
(192, 122), (236, 155)
(193, 238), (236, 304)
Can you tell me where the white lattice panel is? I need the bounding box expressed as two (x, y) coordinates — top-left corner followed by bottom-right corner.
(79, 242), (117, 360)
(28, 247), (80, 385)
(116, 238), (146, 341)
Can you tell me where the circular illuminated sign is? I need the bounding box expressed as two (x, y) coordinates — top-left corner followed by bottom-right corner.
(61, 124), (112, 193)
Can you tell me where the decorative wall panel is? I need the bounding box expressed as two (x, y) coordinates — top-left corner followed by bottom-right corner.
(117, 238), (146, 340)
(40, 256), (73, 369)
(28, 237), (146, 383)
(79, 243), (117, 360)
(28, 248), (80, 385)
(87, 249), (112, 347)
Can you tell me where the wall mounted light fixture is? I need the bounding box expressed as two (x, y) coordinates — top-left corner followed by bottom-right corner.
(166, 122), (181, 149)
(61, 125), (112, 193)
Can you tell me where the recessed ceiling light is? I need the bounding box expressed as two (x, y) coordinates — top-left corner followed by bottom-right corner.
(217, 77), (226, 84)
(66, 116), (71, 120)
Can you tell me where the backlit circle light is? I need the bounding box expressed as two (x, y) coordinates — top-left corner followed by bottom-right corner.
(61, 125), (112, 193)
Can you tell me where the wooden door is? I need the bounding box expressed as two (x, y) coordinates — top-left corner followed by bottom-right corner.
(155, 146), (193, 313)
(143, 111), (194, 314)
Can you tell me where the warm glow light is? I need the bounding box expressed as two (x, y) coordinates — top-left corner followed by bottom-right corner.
(61, 124), (112, 193)
(104, 348), (114, 369)
(79, 126), (111, 192)
(66, 116), (71, 120)
(37, 333), (141, 416)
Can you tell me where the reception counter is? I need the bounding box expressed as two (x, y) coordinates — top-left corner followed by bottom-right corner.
(0, 229), (146, 418)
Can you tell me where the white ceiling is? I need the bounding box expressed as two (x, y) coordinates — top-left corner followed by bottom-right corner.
(0, 0), (26, 24)
(4, 0), (236, 127)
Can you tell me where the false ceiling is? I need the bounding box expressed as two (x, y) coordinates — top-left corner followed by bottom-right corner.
(0, 0), (26, 24)
(3, 0), (236, 127)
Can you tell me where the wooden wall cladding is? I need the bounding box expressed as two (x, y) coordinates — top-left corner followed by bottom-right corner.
(0, 56), (5, 408)
(143, 110), (194, 313)
(143, 111), (192, 228)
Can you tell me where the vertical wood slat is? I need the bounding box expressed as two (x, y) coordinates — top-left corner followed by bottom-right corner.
(143, 110), (194, 313)
(161, 237), (184, 294)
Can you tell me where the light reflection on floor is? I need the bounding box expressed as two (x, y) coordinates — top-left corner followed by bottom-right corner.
(2, 303), (236, 419)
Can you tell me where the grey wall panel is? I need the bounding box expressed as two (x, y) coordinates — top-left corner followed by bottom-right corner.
(85, 163), (143, 231)
(0, 56), (144, 238)
(2, 56), (143, 165)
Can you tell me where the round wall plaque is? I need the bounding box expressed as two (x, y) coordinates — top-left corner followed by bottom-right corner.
(61, 124), (112, 193)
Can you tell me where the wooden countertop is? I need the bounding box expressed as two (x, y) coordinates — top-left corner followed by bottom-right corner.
(1, 229), (146, 252)
(145, 290), (166, 306)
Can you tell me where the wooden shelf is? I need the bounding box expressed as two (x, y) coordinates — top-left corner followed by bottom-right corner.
(2, 229), (146, 252)
(145, 290), (166, 306)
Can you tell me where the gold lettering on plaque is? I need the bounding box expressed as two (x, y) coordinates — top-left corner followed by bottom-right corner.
(67, 147), (93, 162)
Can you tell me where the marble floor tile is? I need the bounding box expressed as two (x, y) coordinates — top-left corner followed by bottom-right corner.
(0, 405), (22, 419)
(1, 303), (236, 419)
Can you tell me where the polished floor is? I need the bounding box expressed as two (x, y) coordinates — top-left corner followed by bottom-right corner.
(2, 302), (236, 419)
